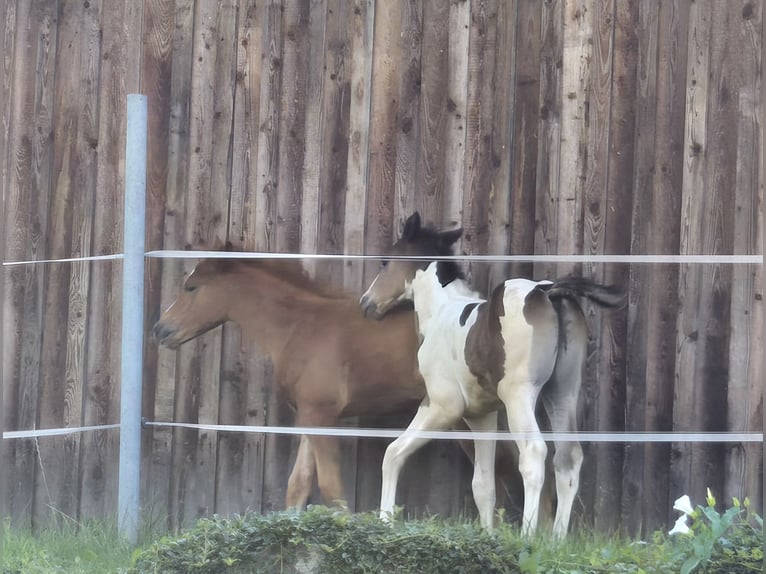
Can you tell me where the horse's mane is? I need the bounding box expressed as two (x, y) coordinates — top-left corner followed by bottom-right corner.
(226, 256), (350, 301)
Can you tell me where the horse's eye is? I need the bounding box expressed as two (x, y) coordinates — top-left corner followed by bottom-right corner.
(184, 284), (197, 293)
(381, 260), (389, 269)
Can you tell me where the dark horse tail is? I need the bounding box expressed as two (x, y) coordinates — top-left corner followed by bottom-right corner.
(542, 276), (624, 351)
(545, 276), (625, 310)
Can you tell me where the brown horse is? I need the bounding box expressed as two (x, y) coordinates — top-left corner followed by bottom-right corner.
(153, 255), (425, 509)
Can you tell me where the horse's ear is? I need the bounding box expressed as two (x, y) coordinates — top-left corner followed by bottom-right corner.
(439, 227), (463, 249)
(402, 212), (421, 240)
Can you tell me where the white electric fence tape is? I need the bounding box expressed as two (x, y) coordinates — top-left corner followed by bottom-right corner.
(3, 251), (763, 266)
(3, 424), (120, 439)
(2, 249), (762, 444)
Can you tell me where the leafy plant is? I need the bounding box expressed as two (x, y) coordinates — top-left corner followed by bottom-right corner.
(668, 489), (763, 574)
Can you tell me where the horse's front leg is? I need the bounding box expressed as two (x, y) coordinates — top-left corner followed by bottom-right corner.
(285, 435), (316, 509)
(380, 398), (461, 522)
(464, 411), (499, 530)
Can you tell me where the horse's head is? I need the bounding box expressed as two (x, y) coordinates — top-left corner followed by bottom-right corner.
(153, 258), (235, 349)
(359, 212), (463, 319)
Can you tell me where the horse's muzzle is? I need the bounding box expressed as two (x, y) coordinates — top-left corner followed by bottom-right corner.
(153, 321), (178, 347)
(359, 295), (381, 319)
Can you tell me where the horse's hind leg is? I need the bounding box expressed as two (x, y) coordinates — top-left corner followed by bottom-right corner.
(499, 378), (547, 536)
(308, 434), (346, 507)
(541, 302), (586, 537)
(464, 411), (499, 529)
(286, 435), (316, 509)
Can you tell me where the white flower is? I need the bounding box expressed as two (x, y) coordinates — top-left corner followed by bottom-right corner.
(669, 514), (691, 535)
(673, 494), (694, 516)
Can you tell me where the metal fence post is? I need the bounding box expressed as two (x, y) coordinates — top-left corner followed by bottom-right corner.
(118, 94), (147, 544)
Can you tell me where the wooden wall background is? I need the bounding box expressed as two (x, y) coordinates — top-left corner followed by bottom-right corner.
(2, 0), (763, 537)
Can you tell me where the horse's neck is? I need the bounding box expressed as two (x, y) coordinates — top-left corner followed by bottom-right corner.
(412, 270), (476, 336)
(232, 267), (340, 356)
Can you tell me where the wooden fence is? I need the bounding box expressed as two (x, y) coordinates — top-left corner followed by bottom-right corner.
(2, 0), (762, 536)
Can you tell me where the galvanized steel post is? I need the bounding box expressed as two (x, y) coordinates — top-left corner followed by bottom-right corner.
(118, 94), (147, 544)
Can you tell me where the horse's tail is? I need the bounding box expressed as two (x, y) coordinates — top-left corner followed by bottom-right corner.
(546, 276), (625, 310)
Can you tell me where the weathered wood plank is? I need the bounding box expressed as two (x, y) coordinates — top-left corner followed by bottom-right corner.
(533, 0), (563, 282)
(393, 0), (423, 226)
(157, 0), (194, 530)
(5, 0), (53, 528)
(724, 0), (762, 513)
(316, 0), (352, 287)
(508, 0), (541, 280)
(364, 0), (402, 283)
(485, 0), (517, 289)
(137, 0), (173, 528)
(442, 0), (469, 230)
(639, 0), (689, 532)
(579, 0), (616, 533)
(275, 0), (309, 253)
(33, 0), (96, 527)
(251, 1), (294, 513)
(416, 0), (447, 226)
(601, 0), (636, 535)
(461, 0), (500, 296)
(672, 0), (718, 507)
(624, 0), (659, 536)
(342, 0), (374, 293)
(299, 0), (328, 277)
(217, 0), (267, 518)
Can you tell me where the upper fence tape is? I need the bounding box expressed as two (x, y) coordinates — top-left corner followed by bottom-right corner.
(3, 251), (762, 266)
(141, 421), (763, 443)
(3, 423), (120, 439)
(146, 250), (763, 264)
(3, 254), (124, 266)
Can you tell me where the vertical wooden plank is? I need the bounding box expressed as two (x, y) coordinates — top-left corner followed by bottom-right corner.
(342, 0), (373, 293)
(343, 0), (378, 511)
(253, 1), (282, 254)
(640, 0), (688, 532)
(217, 0), (268, 518)
(533, 0), (562, 282)
(156, 0), (194, 530)
(4, 0), (57, 528)
(275, 0), (309, 253)
(508, 1), (541, 280)
(364, 0), (401, 280)
(0, 0), (13, 522)
(601, 0), (636, 535)
(138, 0), (173, 529)
(416, 0), (448, 226)
(625, 0), (659, 536)
(725, 0), (762, 513)
(556, 0), (591, 275)
(34, 0), (96, 527)
(579, 0), (614, 532)
(691, 0), (739, 505)
(316, 0), (352, 286)
(299, 0), (327, 277)
(442, 0), (469, 229)
(673, 0), (734, 508)
(251, 0), (294, 513)
(393, 0), (423, 225)
(172, 0), (237, 527)
(485, 0), (517, 288)
(461, 0), (499, 296)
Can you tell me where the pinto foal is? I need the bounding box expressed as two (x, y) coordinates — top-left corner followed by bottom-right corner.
(360, 213), (623, 537)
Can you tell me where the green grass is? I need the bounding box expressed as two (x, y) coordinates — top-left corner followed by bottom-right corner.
(3, 518), (139, 574)
(3, 503), (762, 574)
